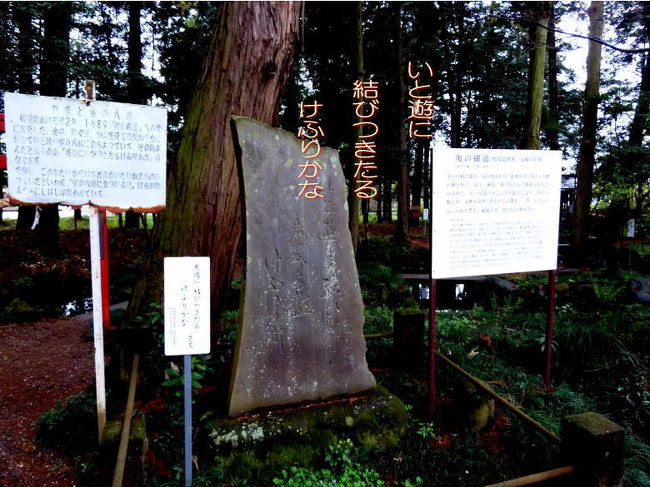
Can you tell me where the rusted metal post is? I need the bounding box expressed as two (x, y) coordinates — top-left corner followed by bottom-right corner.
(544, 269), (557, 387)
(428, 278), (437, 418)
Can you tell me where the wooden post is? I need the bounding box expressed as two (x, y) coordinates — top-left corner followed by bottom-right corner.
(100, 209), (111, 329)
(428, 279), (437, 418)
(89, 205), (107, 441)
(561, 412), (625, 487)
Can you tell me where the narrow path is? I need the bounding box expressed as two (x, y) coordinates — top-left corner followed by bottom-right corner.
(0, 316), (95, 486)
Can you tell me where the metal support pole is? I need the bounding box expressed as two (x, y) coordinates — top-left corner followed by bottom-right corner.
(184, 355), (192, 487)
(428, 278), (437, 418)
(544, 269), (557, 388)
(89, 206), (106, 441)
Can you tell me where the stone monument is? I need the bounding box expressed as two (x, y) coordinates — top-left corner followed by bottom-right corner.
(228, 116), (376, 417)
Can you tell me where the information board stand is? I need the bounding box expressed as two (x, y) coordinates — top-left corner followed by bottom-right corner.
(3, 83), (168, 442)
(427, 148), (563, 418)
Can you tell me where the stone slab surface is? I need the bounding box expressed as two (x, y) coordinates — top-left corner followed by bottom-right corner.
(228, 116), (376, 417)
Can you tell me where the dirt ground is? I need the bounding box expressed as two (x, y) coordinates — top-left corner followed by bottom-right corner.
(0, 315), (94, 486)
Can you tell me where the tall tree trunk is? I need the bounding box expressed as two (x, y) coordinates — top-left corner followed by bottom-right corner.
(627, 2), (650, 235)
(14, 4), (37, 231)
(411, 140), (424, 207)
(382, 177), (392, 222)
(349, 0), (362, 253)
(36, 2), (72, 253)
(450, 73), (462, 148)
(573, 1), (604, 262)
(422, 140), (430, 211)
(129, 3), (301, 325)
(125, 1), (145, 229)
(522, 2), (549, 150)
(394, 3), (410, 243)
(546, 2), (560, 151)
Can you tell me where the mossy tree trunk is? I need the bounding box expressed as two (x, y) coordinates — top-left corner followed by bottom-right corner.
(522, 1), (549, 150)
(129, 2), (301, 326)
(573, 1), (604, 261)
(546, 2), (560, 151)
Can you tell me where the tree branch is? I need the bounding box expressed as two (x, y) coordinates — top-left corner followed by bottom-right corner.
(489, 14), (650, 54)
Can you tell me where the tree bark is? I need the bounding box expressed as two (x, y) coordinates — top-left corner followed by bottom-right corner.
(382, 177), (392, 222)
(35, 2), (72, 253)
(349, 0), (363, 253)
(394, 3), (410, 243)
(522, 2), (549, 150)
(547, 2), (560, 151)
(573, 1), (604, 260)
(124, 1), (146, 229)
(412, 140), (424, 207)
(14, 3), (37, 231)
(129, 2), (301, 324)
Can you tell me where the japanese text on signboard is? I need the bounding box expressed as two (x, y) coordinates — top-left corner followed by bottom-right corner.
(4, 93), (167, 210)
(164, 257), (210, 356)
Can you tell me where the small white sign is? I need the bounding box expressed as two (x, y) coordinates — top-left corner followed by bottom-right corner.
(4, 92), (167, 210)
(164, 257), (211, 356)
(431, 148), (562, 279)
(423, 208), (429, 221)
(627, 219), (635, 238)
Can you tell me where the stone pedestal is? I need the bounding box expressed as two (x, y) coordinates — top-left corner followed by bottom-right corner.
(202, 387), (406, 472)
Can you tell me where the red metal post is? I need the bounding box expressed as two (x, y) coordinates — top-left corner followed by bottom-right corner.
(0, 113), (6, 170)
(428, 278), (438, 418)
(544, 269), (557, 388)
(99, 209), (111, 329)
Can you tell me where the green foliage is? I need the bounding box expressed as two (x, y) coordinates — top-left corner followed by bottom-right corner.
(161, 355), (210, 398)
(273, 440), (385, 487)
(364, 306), (392, 335)
(36, 391), (98, 458)
(357, 262), (417, 309)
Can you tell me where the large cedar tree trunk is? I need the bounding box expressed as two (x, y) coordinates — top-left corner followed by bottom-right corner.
(124, 1), (146, 229)
(394, 3), (410, 243)
(35, 2), (72, 253)
(522, 2), (549, 150)
(546, 2), (560, 151)
(129, 2), (301, 323)
(14, 3), (38, 230)
(573, 1), (604, 261)
(628, 3), (650, 231)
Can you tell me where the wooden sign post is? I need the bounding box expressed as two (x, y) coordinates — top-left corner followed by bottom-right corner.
(3, 86), (167, 441)
(164, 257), (211, 487)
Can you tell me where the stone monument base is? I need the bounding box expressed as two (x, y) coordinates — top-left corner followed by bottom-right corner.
(201, 387), (407, 472)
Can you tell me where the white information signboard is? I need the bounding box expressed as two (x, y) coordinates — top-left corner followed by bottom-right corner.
(431, 148), (562, 279)
(4, 92), (166, 210)
(164, 257), (211, 356)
